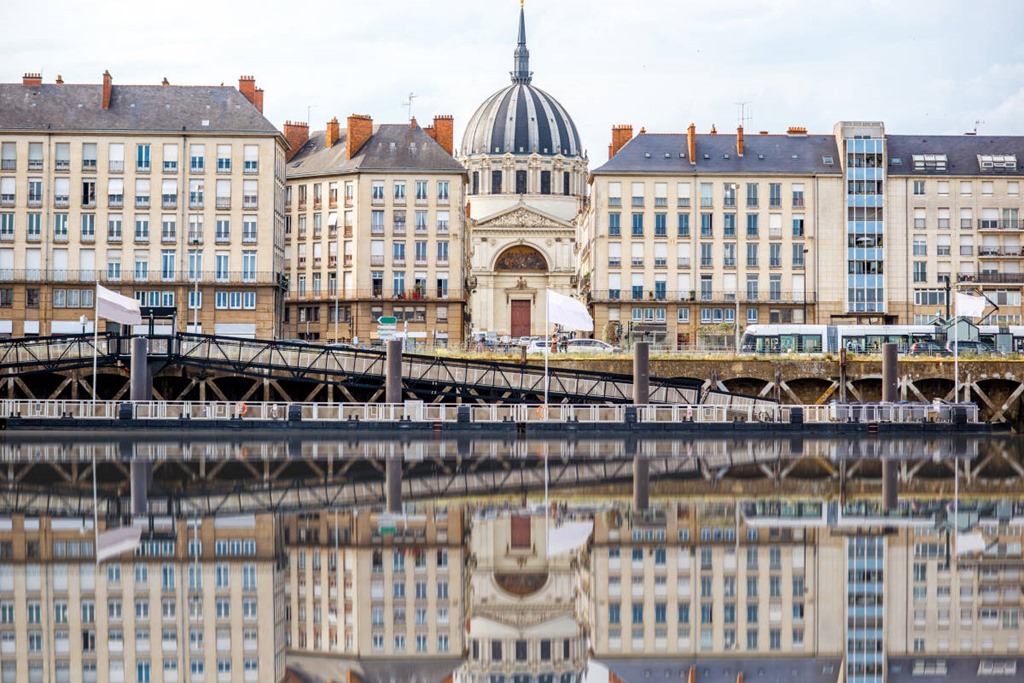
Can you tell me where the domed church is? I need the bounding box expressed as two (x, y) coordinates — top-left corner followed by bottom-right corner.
(462, 1), (588, 341)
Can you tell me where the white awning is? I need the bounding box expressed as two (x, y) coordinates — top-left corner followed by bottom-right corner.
(547, 520), (593, 557)
(327, 212), (338, 227)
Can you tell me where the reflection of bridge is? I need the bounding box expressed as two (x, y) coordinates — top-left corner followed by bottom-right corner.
(0, 435), (1017, 517)
(0, 334), (702, 405)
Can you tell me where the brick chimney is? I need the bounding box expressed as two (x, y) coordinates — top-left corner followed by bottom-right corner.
(238, 76), (257, 107)
(325, 118), (340, 149)
(710, 124), (717, 134)
(347, 114), (373, 160)
(161, 77), (170, 86)
(736, 125), (745, 157)
(254, 88), (264, 114)
(608, 124), (633, 159)
(410, 116), (417, 130)
(102, 70), (112, 109)
(687, 123), (696, 164)
(55, 75), (63, 85)
(22, 73), (42, 86)
(283, 121), (309, 161)
(787, 126), (808, 136)
(430, 115), (454, 156)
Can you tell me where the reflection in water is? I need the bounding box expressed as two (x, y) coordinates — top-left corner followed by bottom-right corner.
(0, 435), (1022, 683)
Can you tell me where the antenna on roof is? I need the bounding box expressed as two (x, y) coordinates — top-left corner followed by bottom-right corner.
(973, 119), (985, 135)
(402, 93), (418, 122)
(736, 101), (753, 128)
(306, 104), (317, 127)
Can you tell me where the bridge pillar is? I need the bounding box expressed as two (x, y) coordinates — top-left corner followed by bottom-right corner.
(633, 457), (650, 512)
(126, 439), (150, 519)
(385, 456), (402, 514)
(386, 340), (402, 404)
(633, 342), (650, 405)
(881, 343), (899, 511)
(130, 337), (151, 401)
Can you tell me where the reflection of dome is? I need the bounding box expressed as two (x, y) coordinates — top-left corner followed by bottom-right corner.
(494, 572), (549, 595)
(461, 5), (582, 158)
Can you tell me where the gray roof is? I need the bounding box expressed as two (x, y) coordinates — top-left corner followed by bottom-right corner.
(593, 132), (842, 176)
(461, 82), (583, 158)
(286, 654), (461, 683)
(0, 83), (279, 135)
(886, 135), (1024, 176)
(599, 657), (842, 683)
(888, 657), (1023, 683)
(288, 123), (466, 177)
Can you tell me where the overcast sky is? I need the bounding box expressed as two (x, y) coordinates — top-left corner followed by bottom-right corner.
(7, 0), (1024, 165)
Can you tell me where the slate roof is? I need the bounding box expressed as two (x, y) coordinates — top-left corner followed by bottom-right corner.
(599, 657), (842, 683)
(0, 83), (279, 135)
(886, 135), (1024, 176)
(593, 132), (842, 176)
(287, 123), (466, 178)
(462, 83), (583, 158)
(285, 654), (462, 683)
(888, 656), (1023, 683)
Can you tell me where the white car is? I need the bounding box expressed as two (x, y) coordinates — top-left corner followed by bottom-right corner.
(526, 340), (551, 355)
(565, 339), (619, 354)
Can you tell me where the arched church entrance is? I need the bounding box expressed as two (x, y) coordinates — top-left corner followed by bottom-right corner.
(495, 245), (548, 339)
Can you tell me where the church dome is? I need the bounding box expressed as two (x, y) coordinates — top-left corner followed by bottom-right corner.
(461, 5), (583, 159)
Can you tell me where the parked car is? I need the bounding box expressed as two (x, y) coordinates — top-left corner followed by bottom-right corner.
(945, 340), (999, 355)
(909, 341), (952, 356)
(564, 339), (620, 354)
(526, 340), (551, 355)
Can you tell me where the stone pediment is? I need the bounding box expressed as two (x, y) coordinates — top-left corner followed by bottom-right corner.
(475, 204), (572, 230)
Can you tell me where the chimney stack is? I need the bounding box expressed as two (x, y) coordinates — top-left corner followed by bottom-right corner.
(347, 115), (374, 160)
(608, 124), (633, 159)
(102, 70), (112, 109)
(687, 123), (696, 164)
(710, 124), (717, 134)
(254, 88), (264, 114)
(55, 75), (63, 85)
(736, 125), (745, 157)
(238, 76), (257, 107)
(22, 73), (42, 86)
(428, 115), (455, 156)
(787, 126), (808, 136)
(325, 118), (340, 149)
(283, 121), (309, 161)
(410, 116), (417, 130)
(161, 77), (169, 86)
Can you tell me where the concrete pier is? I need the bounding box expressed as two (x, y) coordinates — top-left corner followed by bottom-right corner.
(633, 342), (650, 406)
(386, 339), (402, 404)
(882, 343), (899, 511)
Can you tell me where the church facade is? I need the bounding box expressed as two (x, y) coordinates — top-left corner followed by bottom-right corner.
(461, 3), (589, 340)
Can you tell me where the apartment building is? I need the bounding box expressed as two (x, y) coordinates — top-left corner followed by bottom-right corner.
(0, 513), (285, 683)
(580, 124), (843, 349)
(0, 72), (287, 339)
(885, 136), (1024, 328)
(281, 115), (467, 345)
(282, 506), (465, 661)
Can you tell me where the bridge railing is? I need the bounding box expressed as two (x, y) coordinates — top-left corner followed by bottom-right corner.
(0, 400), (980, 425)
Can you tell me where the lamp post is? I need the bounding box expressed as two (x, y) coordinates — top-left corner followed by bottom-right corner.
(190, 236), (200, 334)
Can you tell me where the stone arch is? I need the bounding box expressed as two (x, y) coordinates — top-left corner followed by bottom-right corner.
(493, 244), (549, 272)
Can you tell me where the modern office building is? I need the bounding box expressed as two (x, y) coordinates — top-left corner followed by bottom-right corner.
(0, 513), (286, 683)
(281, 114), (467, 345)
(0, 72), (287, 339)
(460, 4), (589, 340)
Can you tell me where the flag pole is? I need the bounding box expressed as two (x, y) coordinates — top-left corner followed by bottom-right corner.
(953, 298), (959, 403)
(544, 292), (549, 407)
(92, 285), (99, 404)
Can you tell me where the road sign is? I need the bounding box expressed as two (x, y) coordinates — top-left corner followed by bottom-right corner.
(378, 316), (397, 325)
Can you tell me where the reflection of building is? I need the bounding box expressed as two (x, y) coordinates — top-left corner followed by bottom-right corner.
(0, 513), (285, 683)
(0, 72), (287, 339)
(461, 4), (588, 340)
(459, 512), (588, 683)
(282, 506), (465, 675)
(282, 115), (467, 344)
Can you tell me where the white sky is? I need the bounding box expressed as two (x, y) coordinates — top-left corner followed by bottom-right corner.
(6, 0), (1024, 166)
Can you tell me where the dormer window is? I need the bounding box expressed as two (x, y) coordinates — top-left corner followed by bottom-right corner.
(978, 154), (1017, 171)
(912, 154), (947, 171)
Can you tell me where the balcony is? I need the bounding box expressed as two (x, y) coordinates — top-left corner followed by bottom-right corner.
(961, 272), (1024, 284)
(162, 196), (177, 209)
(0, 159), (14, 171)
(135, 197), (150, 209)
(370, 255), (384, 267)
(677, 198), (690, 208)
(370, 195), (384, 206)
(979, 247), (1024, 258)
(677, 257), (691, 268)
(979, 219), (1023, 231)
(793, 197), (805, 207)
(163, 161), (178, 173)
(109, 161), (124, 173)
(216, 198), (231, 210)
(54, 196), (70, 208)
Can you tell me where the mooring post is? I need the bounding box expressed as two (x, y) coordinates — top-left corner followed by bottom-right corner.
(386, 339), (402, 405)
(881, 342), (898, 511)
(633, 342), (650, 406)
(385, 456), (402, 514)
(130, 336), (150, 402)
(129, 337), (152, 518)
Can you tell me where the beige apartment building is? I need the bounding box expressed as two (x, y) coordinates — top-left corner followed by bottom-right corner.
(0, 513), (286, 683)
(281, 115), (467, 345)
(580, 124), (843, 349)
(0, 72), (287, 339)
(885, 136), (1024, 329)
(282, 506), (465, 662)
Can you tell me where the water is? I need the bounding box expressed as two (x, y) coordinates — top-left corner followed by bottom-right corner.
(1, 433), (1022, 683)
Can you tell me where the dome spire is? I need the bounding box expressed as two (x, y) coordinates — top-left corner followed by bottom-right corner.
(511, 1), (532, 85)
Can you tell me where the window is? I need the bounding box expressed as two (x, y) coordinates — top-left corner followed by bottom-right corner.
(189, 144), (205, 172)
(913, 261), (927, 283)
(608, 212), (621, 236)
(631, 213), (643, 236)
(913, 180), (925, 195)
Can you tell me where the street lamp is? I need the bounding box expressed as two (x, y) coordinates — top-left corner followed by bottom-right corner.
(190, 236), (201, 334)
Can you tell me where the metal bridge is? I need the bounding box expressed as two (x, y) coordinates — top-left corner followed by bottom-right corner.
(0, 333), (707, 405)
